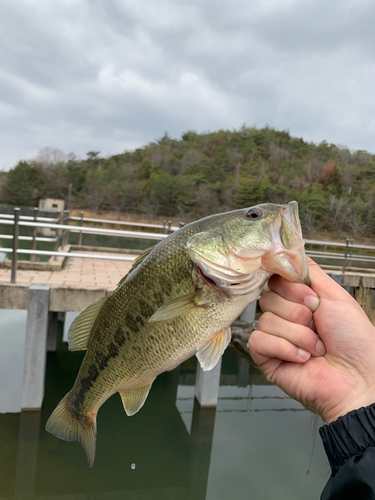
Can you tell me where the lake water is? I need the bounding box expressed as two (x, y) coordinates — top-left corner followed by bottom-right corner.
(0, 311), (329, 499)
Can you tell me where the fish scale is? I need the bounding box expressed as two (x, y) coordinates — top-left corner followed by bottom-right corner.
(46, 202), (310, 467)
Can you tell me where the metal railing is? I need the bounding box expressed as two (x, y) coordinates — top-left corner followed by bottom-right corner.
(0, 207), (176, 283)
(1, 207), (374, 284)
(69, 213), (181, 233)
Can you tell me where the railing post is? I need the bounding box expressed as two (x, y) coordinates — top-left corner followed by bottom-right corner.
(78, 211), (84, 246)
(343, 238), (349, 275)
(168, 220), (172, 234)
(30, 207), (38, 262)
(62, 210), (70, 247)
(11, 207), (20, 284)
(54, 211), (62, 260)
(348, 238), (354, 268)
(163, 219), (166, 234)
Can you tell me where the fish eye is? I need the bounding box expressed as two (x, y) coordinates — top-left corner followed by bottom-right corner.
(245, 208), (263, 220)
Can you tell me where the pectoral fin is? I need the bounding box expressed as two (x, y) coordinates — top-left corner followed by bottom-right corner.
(68, 296), (107, 351)
(148, 291), (200, 322)
(119, 380), (154, 416)
(196, 327), (231, 371)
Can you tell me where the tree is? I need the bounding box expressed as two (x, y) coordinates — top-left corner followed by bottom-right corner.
(150, 173), (194, 216)
(82, 169), (106, 212)
(298, 183), (329, 237)
(87, 151), (100, 160)
(235, 177), (262, 208)
(2, 161), (34, 206)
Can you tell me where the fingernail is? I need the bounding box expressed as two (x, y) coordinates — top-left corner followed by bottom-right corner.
(316, 339), (326, 356)
(304, 295), (320, 312)
(298, 348), (311, 361)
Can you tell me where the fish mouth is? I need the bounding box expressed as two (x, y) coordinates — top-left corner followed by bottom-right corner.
(263, 250), (310, 286)
(261, 201), (310, 285)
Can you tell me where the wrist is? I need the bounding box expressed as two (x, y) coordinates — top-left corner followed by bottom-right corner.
(324, 393), (375, 424)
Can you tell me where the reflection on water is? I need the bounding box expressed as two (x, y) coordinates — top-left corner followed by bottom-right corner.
(0, 316), (329, 499)
(0, 310), (27, 412)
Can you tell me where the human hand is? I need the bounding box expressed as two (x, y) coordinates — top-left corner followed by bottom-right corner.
(248, 258), (375, 423)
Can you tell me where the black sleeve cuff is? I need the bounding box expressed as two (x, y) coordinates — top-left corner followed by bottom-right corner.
(319, 404), (375, 472)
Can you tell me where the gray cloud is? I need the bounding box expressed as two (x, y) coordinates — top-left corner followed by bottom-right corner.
(1, 0), (374, 169)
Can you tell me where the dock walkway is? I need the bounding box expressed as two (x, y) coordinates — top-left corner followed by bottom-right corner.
(0, 249), (135, 291)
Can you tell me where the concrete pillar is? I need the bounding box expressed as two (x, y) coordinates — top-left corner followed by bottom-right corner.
(330, 273), (342, 286)
(240, 300), (257, 323)
(21, 285), (50, 411)
(195, 357), (222, 407)
(47, 311), (58, 352)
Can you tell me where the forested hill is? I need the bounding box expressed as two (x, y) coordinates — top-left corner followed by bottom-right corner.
(1, 126), (374, 238)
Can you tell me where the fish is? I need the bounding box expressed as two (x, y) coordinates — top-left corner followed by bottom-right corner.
(46, 201), (310, 467)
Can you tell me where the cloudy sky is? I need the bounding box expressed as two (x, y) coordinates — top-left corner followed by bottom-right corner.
(1, 0), (375, 170)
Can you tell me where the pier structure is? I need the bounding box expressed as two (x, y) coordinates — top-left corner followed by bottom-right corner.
(0, 249), (374, 411)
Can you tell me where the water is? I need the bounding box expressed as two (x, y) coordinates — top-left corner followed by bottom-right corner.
(0, 310), (27, 412)
(0, 312), (329, 499)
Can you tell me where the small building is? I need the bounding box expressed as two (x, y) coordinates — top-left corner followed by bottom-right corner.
(38, 198), (65, 212)
(38, 199), (65, 236)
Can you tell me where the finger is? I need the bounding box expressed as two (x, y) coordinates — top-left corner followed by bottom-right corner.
(258, 311), (326, 357)
(268, 274), (320, 312)
(307, 257), (357, 303)
(259, 291), (313, 327)
(249, 330), (311, 366)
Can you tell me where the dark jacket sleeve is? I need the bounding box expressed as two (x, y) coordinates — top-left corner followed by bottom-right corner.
(319, 404), (375, 500)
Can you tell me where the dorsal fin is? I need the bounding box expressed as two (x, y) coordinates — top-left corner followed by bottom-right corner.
(68, 296), (107, 351)
(115, 246), (155, 289)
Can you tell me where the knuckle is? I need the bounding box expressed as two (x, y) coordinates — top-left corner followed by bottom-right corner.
(258, 311), (273, 329)
(258, 293), (270, 311)
(290, 303), (304, 323)
(249, 329), (261, 346)
(290, 304), (311, 325)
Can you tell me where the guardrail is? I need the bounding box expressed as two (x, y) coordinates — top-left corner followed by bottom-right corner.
(0, 207), (173, 283)
(1, 207), (374, 284)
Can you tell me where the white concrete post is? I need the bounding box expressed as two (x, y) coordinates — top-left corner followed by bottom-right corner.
(21, 285), (51, 411)
(195, 357), (222, 407)
(330, 273), (342, 286)
(240, 300), (257, 323)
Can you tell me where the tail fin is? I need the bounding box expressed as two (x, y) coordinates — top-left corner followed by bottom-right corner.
(46, 393), (97, 468)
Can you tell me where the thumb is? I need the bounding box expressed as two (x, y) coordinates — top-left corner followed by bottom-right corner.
(307, 258), (351, 301)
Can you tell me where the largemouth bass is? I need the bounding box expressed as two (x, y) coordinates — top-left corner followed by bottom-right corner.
(46, 201), (309, 466)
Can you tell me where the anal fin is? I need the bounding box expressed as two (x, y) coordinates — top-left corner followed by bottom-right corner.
(196, 327), (231, 371)
(119, 380), (154, 416)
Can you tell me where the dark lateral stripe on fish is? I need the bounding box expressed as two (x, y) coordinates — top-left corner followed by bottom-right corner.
(137, 299), (155, 319)
(72, 328), (128, 411)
